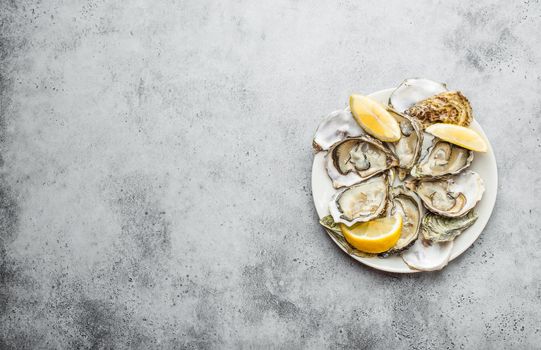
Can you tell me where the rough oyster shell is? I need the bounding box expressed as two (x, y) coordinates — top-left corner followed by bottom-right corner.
(386, 109), (423, 177)
(313, 109), (364, 151)
(389, 78), (448, 113)
(422, 210), (478, 242)
(416, 171), (484, 218)
(326, 135), (398, 188)
(406, 91), (473, 128)
(329, 174), (388, 226)
(411, 138), (473, 178)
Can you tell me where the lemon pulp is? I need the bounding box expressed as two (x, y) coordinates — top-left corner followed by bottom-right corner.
(340, 214), (402, 254)
(425, 123), (487, 152)
(349, 94), (401, 142)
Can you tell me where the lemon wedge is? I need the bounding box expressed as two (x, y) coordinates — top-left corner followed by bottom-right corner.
(340, 214), (402, 254)
(425, 123), (488, 152)
(349, 94), (401, 142)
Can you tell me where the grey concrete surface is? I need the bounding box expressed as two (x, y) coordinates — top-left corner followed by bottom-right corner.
(0, 0), (540, 349)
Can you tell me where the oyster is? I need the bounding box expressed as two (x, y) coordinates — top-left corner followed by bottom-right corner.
(406, 91), (473, 128)
(389, 78), (448, 113)
(422, 210), (478, 242)
(313, 109), (364, 151)
(326, 135), (398, 188)
(329, 174), (388, 226)
(402, 238), (453, 271)
(387, 187), (422, 253)
(416, 171), (484, 218)
(411, 138), (473, 178)
(386, 109), (423, 179)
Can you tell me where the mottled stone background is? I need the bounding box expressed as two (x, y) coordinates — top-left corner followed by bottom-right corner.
(0, 0), (540, 349)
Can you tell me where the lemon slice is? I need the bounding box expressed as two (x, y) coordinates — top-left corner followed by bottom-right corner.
(340, 214), (402, 254)
(349, 94), (401, 142)
(425, 123), (488, 152)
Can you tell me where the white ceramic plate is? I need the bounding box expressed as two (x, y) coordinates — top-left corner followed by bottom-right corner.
(311, 88), (498, 273)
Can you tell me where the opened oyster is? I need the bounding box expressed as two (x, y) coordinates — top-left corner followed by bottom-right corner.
(387, 187), (422, 253)
(329, 174), (388, 226)
(411, 138), (473, 178)
(386, 109), (423, 179)
(326, 135), (398, 188)
(416, 171), (484, 218)
(313, 109), (364, 151)
(406, 91), (473, 128)
(389, 78), (448, 113)
(422, 210), (478, 242)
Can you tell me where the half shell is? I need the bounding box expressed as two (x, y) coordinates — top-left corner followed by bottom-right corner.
(411, 138), (473, 178)
(386, 109), (423, 177)
(326, 135), (398, 188)
(416, 171), (484, 218)
(422, 210), (478, 242)
(329, 174), (388, 226)
(387, 187), (423, 253)
(406, 91), (473, 128)
(313, 109), (364, 151)
(389, 78), (448, 113)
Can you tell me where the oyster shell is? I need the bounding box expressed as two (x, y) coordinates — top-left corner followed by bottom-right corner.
(389, 78), (448, 113)
(411, 138), (473, 178)
(386, 109), (423, 178)
(326, 135), (398, 188)
(387, 187), (422, 253)
(313, 109), (364, 151)
(416, 171), (484, 218)
(406, 91), (473, 128)
(329, 174), (388, 226)
(402, 238), (453, 271)
(422, 210), (478, 242)
(319, 215), (342, 234)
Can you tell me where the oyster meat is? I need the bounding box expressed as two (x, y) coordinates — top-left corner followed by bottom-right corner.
(411, 138), (473, 178)
(406, 91), (473, 128)
(313, 109), (364, 151)
(387, 187), (423, 253)
(422, 210), (478, 242)
(402, 238), (454, 271)
(329, 174), (388, 226)
(389, 78), (448, 113)
(326, 135), (398, 188)
(416, 171), (484, 218)
(386, 109), (423, 178)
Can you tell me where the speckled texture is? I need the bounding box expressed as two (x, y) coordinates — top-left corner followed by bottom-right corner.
(0, 0), (540, 349)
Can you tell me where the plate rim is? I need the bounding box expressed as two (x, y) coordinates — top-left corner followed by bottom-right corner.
(311, 88), (498, 273)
